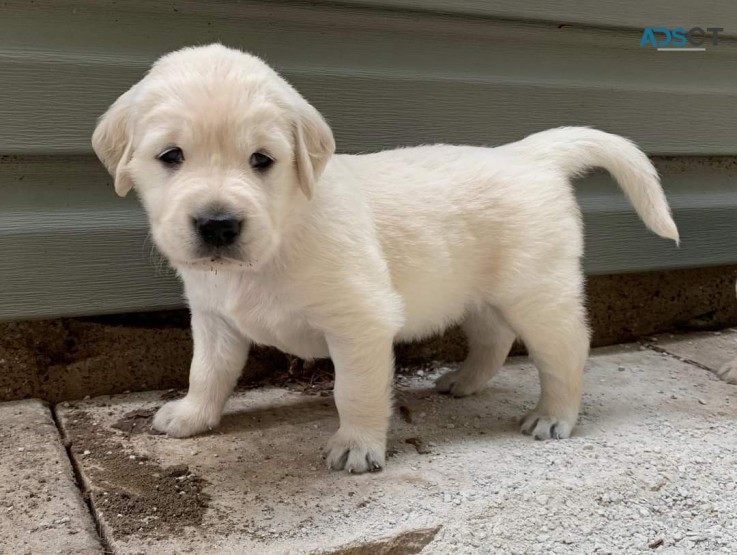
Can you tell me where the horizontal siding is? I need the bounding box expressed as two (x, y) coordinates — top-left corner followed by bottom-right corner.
(0, 0), (736, 320)
(328, 0), (737, 37)
(1, 156), (736, 321)
(1, 1), (736, 154)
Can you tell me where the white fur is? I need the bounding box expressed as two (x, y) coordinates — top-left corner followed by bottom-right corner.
(92, 44), (679, 473)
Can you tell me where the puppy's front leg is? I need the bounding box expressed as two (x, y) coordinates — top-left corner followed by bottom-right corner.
(153, 310), (250, 437)
(325, 333), (395, 474)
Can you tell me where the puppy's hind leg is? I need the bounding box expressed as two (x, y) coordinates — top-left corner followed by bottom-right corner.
(436, 305), (516, 397)
(501, 281), (590, 440)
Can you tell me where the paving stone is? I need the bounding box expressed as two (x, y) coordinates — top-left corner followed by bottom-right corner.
(56, 345), (737, 554)
(0, 400), (102, 554)
(653, 329), (737, 382)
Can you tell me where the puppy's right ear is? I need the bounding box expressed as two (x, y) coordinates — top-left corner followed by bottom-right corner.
(91, 87), (138, 197)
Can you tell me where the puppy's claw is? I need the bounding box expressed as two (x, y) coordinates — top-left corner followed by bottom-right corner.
(520, 411), (573, 440)
(369, 457), (383, 473)
(326, 428), (386, 474)
(329, 449), (350, 471)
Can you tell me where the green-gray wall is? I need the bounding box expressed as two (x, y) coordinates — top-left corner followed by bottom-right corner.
(1, 1), (736, 320)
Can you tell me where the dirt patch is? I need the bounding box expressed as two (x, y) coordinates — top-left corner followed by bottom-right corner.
(404, 437), (431, 455)
(398, 405), (413, 424)
(243, 355), (336, 395)
(159, 389), (182, 401)
(111, 408), (159, 436)
(3, 264), (737, 404)
(0, 318), (195, 403)
(62, 410), (210, 539)
(327, 526), (441, 555)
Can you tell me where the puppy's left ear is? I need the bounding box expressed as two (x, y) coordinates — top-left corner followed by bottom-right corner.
(293, 101), (335, 199)
(91, 86), (138, 197)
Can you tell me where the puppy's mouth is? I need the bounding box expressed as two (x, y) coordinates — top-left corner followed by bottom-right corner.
(173, 250), (251, 271)
(195, 251), (249, 265)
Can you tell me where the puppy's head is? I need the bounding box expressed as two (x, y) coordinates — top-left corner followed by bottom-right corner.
(92, 44), (335, 270)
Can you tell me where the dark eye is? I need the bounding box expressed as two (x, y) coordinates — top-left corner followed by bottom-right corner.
(249, 152), (274, 170)
(158, 147), (184, 166)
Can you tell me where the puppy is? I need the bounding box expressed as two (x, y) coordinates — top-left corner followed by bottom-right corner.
(92, 44), (679, 473)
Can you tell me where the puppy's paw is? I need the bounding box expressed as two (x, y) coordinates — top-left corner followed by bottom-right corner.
(520, 410), (574, 440)
(716, 359), (737, 384)
(435, 368), (485, 397)
(152, 398), (219, 438)
(325, 427), (386, 474)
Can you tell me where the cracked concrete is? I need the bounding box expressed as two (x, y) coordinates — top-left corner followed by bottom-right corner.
(652, 328), (737, 374)
(1, 334), (736, 554)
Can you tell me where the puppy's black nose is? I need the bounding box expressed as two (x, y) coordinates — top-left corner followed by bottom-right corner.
(195, 216), (242, 248)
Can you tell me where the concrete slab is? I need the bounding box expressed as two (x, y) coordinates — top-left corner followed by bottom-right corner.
(0, 399), (102, 555)
(652, 329), (737, 382)
(57, 345), (737, 554)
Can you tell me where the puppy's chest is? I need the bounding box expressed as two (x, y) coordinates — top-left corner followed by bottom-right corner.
(185, 272), (328, 359)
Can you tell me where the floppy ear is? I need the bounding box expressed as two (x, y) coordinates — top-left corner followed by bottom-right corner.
(91, 86), (138, 197)
(293, 101), (335, 199)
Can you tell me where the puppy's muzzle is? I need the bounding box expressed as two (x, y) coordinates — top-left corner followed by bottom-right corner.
(194, 215), (242, 248)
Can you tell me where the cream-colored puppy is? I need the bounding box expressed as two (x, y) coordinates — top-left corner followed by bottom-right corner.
(92, 44), (679, 473)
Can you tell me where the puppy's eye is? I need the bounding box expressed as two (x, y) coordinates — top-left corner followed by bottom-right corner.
(249, 152), (274, 170)
(158, 147), (184, 166)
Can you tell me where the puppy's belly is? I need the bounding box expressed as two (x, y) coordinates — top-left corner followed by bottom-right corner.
(240, 321), (330, 360)
(396, 293), (471, 343)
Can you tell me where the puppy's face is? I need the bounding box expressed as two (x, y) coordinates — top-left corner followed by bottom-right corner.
(92, 45), (334, 270)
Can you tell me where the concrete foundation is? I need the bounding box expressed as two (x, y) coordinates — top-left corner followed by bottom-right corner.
(2, 265), (736, 403)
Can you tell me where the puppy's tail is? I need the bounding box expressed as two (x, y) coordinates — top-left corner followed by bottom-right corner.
(511, 126), (679, 243)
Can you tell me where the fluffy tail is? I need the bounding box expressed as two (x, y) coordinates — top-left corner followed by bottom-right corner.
(510, 126), (679, 243)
